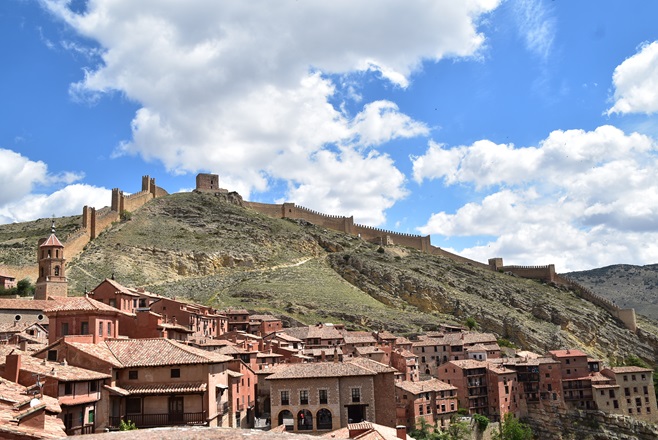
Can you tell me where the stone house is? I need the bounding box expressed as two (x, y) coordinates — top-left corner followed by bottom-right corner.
(0, 366), (66, 439)
(249, 315), (283, 337)
(222, 309), (250, 332)
(599, 366), (658, 422)
(438, 359), (489, 415)
(390, 348), (419, 382)
(43, 296), (126, 345)
(34, 337), (233, 431)
(1, 350), (110, 436)
(266, 358), (396, 433)
(0, 274), (16, 290)
(395, 378), (458, 430)
(282, 324), (345, 350)
(549, 349), (596, 410)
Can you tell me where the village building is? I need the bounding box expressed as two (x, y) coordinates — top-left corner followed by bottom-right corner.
(0, 274), (16, 290)
(323, 421), (412, 439)
(1, 349), (110, 436)
(599, 366), (658, 422)
(0, 366), (66, 439)
(395, 378), (458, 430)
(281, 323), (345, 350)
(266, 358), (396, 433)
(249, 315), (283, 337)
(33, 337), (233, 431)
(390, 348), (420, 382)
(549, 349), (596, 410)
(223, 309), (250, 332)
(43, 296), (125, 345)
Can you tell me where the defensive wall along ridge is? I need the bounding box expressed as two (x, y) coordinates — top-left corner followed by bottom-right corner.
(197, 173), (637, 331)
(1, 172), (636, 332)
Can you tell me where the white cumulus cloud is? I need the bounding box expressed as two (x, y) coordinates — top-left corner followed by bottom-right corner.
(0, 149), (109, 224)
(413, 126), (658, 271)
(607, 41), (658, 115)
(42, 0), (499, 225)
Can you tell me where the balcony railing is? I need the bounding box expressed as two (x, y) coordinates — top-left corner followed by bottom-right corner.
(66, 425), (94, 436)
(109, 411), (207, 429)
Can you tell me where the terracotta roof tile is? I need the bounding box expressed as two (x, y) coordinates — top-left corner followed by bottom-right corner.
(266, 362), (377, 380)
(608, 366), (653, 373)
(549, 349), (588, 358)
(122, 382), (207, 395)
(43, 296), (127, 314)
(39, 234), (63, 248)
(396, 378), (456, 395)
(105, 338), (232, 367)
(5, 353), (111, 382)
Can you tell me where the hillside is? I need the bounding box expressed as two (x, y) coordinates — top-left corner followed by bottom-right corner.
(566, 264), (658, 321)
(2, 191), (658, 364)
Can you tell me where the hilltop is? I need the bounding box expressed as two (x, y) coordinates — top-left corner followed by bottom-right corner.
(1, 191), (658, 364)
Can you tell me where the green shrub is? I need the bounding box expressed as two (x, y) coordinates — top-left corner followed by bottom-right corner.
(119, 419), (137, 431)
(473, 413), (489, 431)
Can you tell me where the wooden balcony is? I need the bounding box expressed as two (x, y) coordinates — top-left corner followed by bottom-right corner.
(109, 411), (207, 429)
(66, 425), (94, 436)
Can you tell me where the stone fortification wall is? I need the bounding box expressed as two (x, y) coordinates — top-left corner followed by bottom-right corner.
(431, 246), (490, 270)
(245, 199), (435, 251)
(488, 257), (636, 332)
(62, 175), (166, 262)
(243, 201), (285, 218)
(554, 274), (637, 332)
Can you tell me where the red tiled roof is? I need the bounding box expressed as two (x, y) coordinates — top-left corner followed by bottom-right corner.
(608, 366), (653, 373)
(549, 349), (588, 358)
(396, 378), (456, 394)
(105, 338), (232, 367)
(43, 296), (126, 314)
(266, 362), (377, 380)
(58, 394), (101, 406)
(39, 234), (63, 248)
(122, 382), (207, 395)
(0, 298), (73, 311)
(5, 353), (111, 382)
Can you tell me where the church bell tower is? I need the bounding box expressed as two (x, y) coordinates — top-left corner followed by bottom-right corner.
(34, 220), (68, 300)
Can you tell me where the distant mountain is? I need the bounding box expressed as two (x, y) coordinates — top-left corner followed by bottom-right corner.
(2, 191), (658, 364)
(566, 264), (658, 321)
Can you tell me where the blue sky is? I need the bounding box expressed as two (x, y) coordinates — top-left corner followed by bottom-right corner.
(2, 0), (658, 271)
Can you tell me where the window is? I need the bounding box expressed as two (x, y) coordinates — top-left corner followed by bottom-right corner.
(129, 370), (138, 380)
(88, 410), (95, 424)
(319, 389), (328, 404)
(632, 375), (636, 381)
(300, 390), (309, 405)
(107, 322), (112, 335)
(54, 266), (60, 276)
(61, 323), (69, 337)
(547, 384), (552, 392)
(64, 382), (73, 395)
(623, 375), (628, 381)
(281, 391), (290, 406)
(126, 398), (141, 414)
(351, 388), (361, 403)
(419, 405), (423, 415)
(81, 322), (89, 335)
(133, 299), (138, 308)
(90, 381), (98, 393)
(47, 350), (57, 361)
(109, 299), (116, 308)
(609, 390), (615, 398)
(171, 368), (181, 378)
(99, 322), (103, 337)
(625, 388), (630, 397)
(139, 299), (147, 308)
(644, 386), (649, 395)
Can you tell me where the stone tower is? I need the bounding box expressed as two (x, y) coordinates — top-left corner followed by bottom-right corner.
(34, 221), (68, 300)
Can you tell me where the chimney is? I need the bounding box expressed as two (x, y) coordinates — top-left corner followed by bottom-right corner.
(19, 340), (28, 351)
(4, 353), (21, 383)
(396, 425), (407, 439)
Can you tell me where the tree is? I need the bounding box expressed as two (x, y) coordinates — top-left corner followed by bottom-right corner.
(16, 279), (34, 297)
(443, 419), (470, 440)
(494, 413), (533, 440)
(465, 317), (478, 331)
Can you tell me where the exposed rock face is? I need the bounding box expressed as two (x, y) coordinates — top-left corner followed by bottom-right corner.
(526, 405), (658, 440)
(327, 251), (658, 361)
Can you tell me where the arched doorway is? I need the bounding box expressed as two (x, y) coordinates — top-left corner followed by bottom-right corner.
(297, 409), (312, 431)
(317, 408), (332, 430)
(278, 410), (293, 431)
